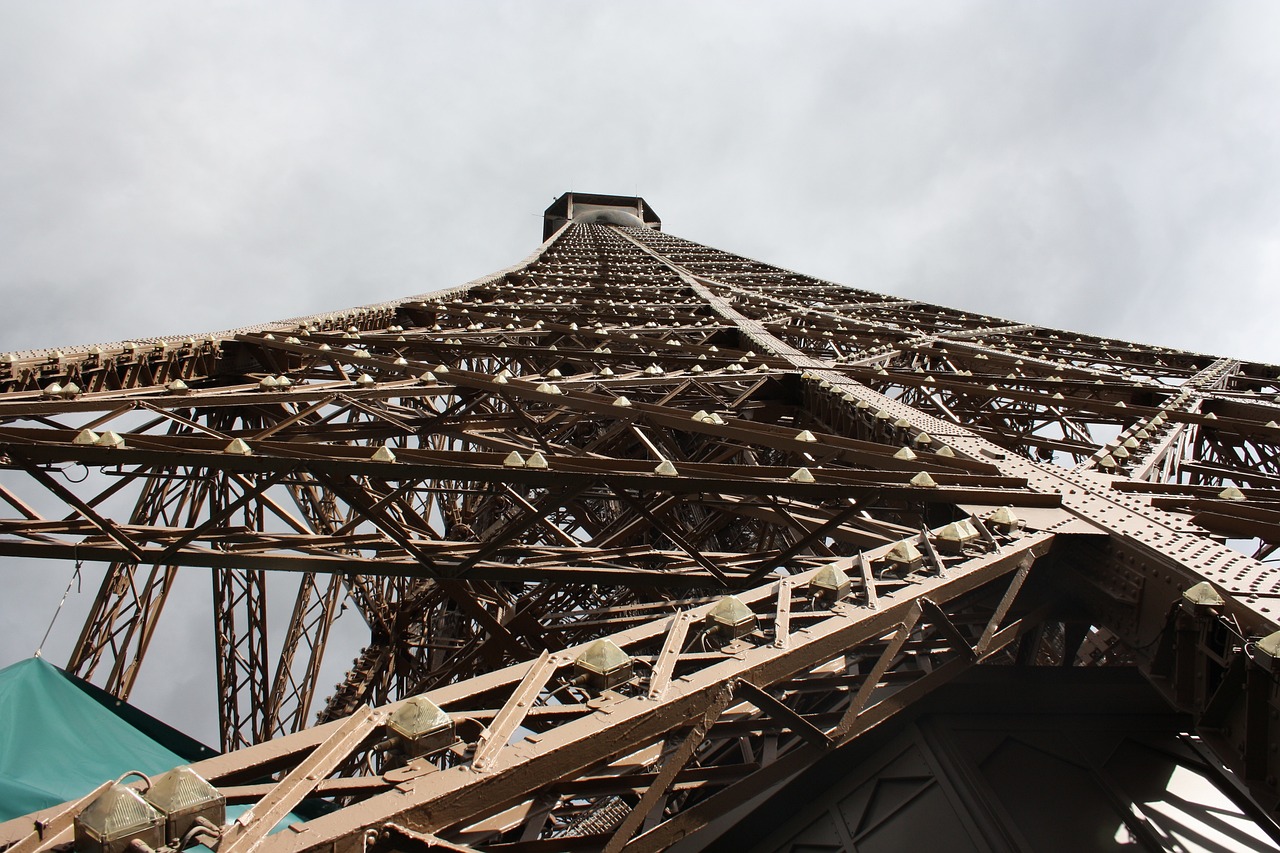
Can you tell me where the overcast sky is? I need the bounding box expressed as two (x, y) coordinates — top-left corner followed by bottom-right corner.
(4, 1), (1280, 744)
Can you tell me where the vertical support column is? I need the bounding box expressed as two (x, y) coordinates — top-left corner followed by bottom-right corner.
(213, 566), (272, 750)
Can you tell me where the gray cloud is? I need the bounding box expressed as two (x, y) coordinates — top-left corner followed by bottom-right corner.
(3, 0), (1280, 738)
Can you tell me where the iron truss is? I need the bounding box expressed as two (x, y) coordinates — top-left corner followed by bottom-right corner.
(2, 209), (1280, 851)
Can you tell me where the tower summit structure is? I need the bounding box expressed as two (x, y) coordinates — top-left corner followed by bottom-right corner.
(541, 191), (660, 240)
(1, 193), (1279, 850)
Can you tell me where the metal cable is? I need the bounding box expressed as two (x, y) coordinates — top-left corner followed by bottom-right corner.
(34, 556), (82, 658)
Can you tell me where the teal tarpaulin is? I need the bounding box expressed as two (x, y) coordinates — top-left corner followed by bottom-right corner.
(0, 657), (188, 821)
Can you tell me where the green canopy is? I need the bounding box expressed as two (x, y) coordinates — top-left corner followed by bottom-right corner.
(0, 657), (311, 834)
(0, 657), (191, 821)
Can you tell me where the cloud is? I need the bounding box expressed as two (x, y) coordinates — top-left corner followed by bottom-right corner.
(3, 0), (1280, 735)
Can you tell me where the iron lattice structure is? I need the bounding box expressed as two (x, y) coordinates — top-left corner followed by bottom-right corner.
(2, 192), (1280, 851)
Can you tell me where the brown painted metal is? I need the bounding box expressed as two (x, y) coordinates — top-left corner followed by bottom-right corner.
(3, 195), (1280, 849)
(217, 706), (384, 853)
(3, 782), (112, 853)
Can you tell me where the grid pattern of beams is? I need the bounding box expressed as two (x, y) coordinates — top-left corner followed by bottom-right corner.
(2, 208), (1280, 850)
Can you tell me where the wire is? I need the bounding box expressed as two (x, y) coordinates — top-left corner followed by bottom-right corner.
(59, 462), (88, 484)
(35, 557), (82, 658)
(114, 769), (153, 791)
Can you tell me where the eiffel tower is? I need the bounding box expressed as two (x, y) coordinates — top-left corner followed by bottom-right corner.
(2, 192), (1279, 851)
